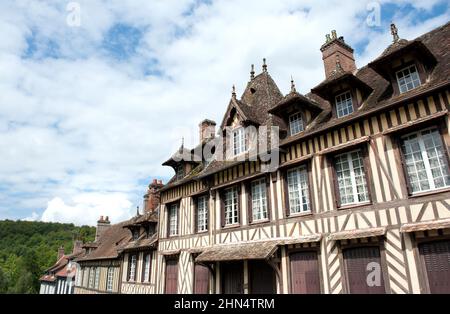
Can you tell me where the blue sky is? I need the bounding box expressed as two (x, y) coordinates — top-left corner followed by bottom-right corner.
(0, 0), (448, 226)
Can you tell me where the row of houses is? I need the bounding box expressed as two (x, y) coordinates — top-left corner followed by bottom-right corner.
(41, 21), (450, 294)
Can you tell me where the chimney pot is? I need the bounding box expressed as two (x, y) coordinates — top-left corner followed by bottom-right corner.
(57, 246), (65, 260)
(199, 119), (216, 144)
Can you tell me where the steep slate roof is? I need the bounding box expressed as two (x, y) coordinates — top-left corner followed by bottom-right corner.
(160, 21), (450, 186)
(119, 233), (158, 253)
(76, 220), (132, 262)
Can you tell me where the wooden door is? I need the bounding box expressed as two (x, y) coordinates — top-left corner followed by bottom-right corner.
(165, 259), (178, 294)
(249, 260), (276, 294)
(221, 262), (243, 294)
(419, 240), (450, 294)
(194, 263), (210, 294)
(343, 246), (385, 294)
(289, 251), (321, 294)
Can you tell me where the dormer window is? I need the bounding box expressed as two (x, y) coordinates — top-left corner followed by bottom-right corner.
(335, 91), (354, 118)
(289, 113), (304, 136)
(132, 229), (139, 240)
(232, 127), (246, 156)
(176, 164), (184, 181)
(396, 64), (421, 94)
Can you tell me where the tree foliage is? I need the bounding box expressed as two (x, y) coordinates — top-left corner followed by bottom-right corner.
(0, 220), (95, 294)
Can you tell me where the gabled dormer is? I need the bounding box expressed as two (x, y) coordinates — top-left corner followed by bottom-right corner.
(311, 30), (373, 119)
(269, 78), (323, 138)
(218, 60), (284, 160)
(162, 143), (197, 182)
(368, 24), (437, 98)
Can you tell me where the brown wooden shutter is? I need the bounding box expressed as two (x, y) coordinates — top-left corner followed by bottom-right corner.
(220, 190), (225, 228)
(249, 260), (276, 294)
(194, 263), (210, 294)
(330, 155), (341, 208)
(282, 170), (290, 217)
(246, 181), (253, 224)
(236, 184), (241, 225)
(266, 176), (272, 221)
(165, 258), (179, 294)
(361, 145), (373, 203)
(193, 197), (198, 233)
(419, 240), (450, 294)
(289, 251), (321, 294)
(396, 137), (413, 195)
(343, 246), (386, 294)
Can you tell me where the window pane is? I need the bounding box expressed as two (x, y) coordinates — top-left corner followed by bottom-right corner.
(335, 150), (369, 206)
(224, 187), (239, 225)
(402, 128), (450, 193)
(335, 91), (354, 118)
(289, 113), (304, 135)
(169, 204), (178, 236)
(233, 128), (246, 156)
(251, 178), (268, 221)
(197, 196), (208, 232)
(287, 165), (310, 214)
(396, 65), (421, 94)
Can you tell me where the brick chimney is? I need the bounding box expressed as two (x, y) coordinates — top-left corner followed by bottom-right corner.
(57, 246), (65, 260)
(199, 119), (216, 144)
(95, 216), (111, 241)
(72, 240), (83, 255)
(321, 30), (356, 79)
(144, 179), (164, 213)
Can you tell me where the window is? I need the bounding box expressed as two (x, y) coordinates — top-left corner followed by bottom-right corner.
(334, 150), (369, 206)
(401, 128), (450, 194)
(168, 203), (179, 236)
(232, 127), (246, 156)
(287, 165), (310, 214)
(132, 229), (139, 240)
(224, 186), (239, 225)
(176, 164), (184, 181)
(289, 113), (304, 135)
(197, 195), (208, 232)
(251, 178), (268, 221)
(335, 91), (354, 118)
(94, 267), (100, 289)
(88, 267), (94, 289)
(396, 64), (421, 94)
(128, 254), (137, 281)
(142, 253), (151, 282)
(106, 267), (114, 292)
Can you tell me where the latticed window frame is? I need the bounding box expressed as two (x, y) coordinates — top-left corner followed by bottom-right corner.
(106, 267), (114, 292)
(334, 149), (370, 206)
(224, 186), (239, 225)
(251, 178), (268, 221)
(197, 195), (208, 232)
(335, 90), (354, 118)
(287, 165), (311, 214)
(128, 254), (137, 282)
(289, 112), (304, 136)
(168, 203), (179, 236)
(400, 127), (450, 194)
(396, 64), (421, 94)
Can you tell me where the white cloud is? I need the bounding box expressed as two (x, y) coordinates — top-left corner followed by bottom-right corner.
(0, 0), (448, 225)
(23, 211), (40, 222)
(41, 193), (134, 226)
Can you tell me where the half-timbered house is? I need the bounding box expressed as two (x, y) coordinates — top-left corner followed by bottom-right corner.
(156, 22), (450, 294)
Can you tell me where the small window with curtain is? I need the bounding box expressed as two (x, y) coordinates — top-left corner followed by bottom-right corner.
(286, 165), (311, 214)
(334, 149), (370, 206)
(128, 254), (137, 282)
(88, 267), (94, 289)
(223, 186), (239, 226)
(396, 64), (421, 94)
(106, 267), (114, 292)
(400, 128), (450, 194)
(335, 91), (354, 118)
(250, 178), (268, 222)
(232, 127), (247, 156)
(196, 195), (208, 232)
(142, 253), (151, 283)
(289, 113), (304, 135)
(168, 203), (179, 236)
(94, 267), (100, 289)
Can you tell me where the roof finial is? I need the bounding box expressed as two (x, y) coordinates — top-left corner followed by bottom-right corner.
(232, 85), (236, 99)
(262, 58), (267, 72)
(136, 206), (140, 216)
(391, 23), (399, 43)
(325, 33), (331, 43)
(250, 64), (255, 80)
(290, 76), (296, 93)
(331, 30), (337, 40)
